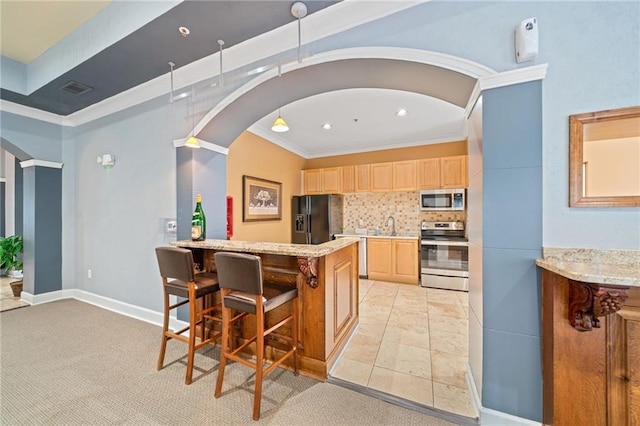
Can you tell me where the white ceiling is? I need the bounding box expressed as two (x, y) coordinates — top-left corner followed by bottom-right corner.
(1, 1), (466, 158)
(249, 88), (466, 158)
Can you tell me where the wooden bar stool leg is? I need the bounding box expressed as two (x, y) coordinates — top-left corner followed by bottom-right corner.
(185, 286), (197, 385)
(158, 287), (170, 371)
(215, 303), (231, 398)
(253, 306), (265, 421)
(292, 299), (299, 376)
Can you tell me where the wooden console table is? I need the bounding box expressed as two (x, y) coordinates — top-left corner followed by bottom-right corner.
(537, 249), (639, 425)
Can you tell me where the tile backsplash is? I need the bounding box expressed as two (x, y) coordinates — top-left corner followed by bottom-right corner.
(343, 192), (466, 235)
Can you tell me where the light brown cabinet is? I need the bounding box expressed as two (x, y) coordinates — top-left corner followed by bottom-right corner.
(370, 162), (393, 192)
(303, 156), (464, 194)
(392, 238), (419, 283)
(366, 238), (392, 278)
(418, 155), (467, 189)
(341, 166), (355, 193)
(303, 168), (341, 194)
(355, 164), (370, 192)
(367, 237), (418, 284)
(322, 167), (342, 193)
(392, 160), (417, 191)
(303, 169), (323, 194)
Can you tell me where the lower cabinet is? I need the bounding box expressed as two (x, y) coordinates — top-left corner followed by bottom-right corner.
(366, 238), (418, 284)
(542, 269), (640, 425)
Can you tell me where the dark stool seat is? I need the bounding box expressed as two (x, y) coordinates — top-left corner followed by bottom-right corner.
(213, 252), (299, 421)
(155, 247), (222, 385)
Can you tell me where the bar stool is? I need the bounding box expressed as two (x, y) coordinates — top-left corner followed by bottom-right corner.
(155, 246), (222, 385)
(213, 252), (299, 421)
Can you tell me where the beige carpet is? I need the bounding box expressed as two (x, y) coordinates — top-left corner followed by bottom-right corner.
(0, 299), (461, 425)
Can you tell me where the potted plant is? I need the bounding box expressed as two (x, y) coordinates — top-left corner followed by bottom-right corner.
(1, 235), (24, 296)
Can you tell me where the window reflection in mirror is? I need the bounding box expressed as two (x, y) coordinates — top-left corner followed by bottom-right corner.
(569, 106), (640, 207)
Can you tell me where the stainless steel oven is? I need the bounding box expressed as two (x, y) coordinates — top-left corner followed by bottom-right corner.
(420, 221), (468, 291)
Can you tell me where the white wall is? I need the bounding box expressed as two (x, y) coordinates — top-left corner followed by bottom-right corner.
(466, 96), (483, 402)
(3, 150), (15, 236)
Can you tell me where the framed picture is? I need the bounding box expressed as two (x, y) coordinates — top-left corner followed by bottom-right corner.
(242, 175), (282, 222)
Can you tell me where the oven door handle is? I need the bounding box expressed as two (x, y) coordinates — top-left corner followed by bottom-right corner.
(421, 240), (468, 247)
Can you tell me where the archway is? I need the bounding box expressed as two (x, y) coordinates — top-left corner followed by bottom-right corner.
(191, 47), (496, 147)
(175, 47), (496, 418)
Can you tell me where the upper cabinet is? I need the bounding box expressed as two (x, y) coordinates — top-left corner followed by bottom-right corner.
(370, 162), (393, 192)
(322, 167), (342, 193)
(392, 160), (417, 191)
(355, 164), (370, 192)
(303, 169), (323, 194)
(303, 167), (342, 194)
(418, 155), (467, 189)
(366, 160), (417, 192)
(302, 156), (465, 195)
(341, 166), (355, 193)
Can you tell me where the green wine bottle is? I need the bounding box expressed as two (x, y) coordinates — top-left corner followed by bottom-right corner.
(191, 194), (206, 241)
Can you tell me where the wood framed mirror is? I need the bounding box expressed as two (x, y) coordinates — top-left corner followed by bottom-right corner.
(569, 106), (640, 207)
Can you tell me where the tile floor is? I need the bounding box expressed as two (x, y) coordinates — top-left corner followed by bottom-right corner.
(330, 278), (476, 418)
(0, 276), (29, 312)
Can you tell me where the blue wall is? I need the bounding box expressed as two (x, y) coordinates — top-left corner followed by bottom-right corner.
(22, 165), (62, 295)
(482, 81), (543, 420)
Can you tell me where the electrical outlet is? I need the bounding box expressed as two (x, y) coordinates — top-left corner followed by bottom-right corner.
(162, 218), (177, 235)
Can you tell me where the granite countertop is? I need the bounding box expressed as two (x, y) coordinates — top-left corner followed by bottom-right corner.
(536, 247), (640, 287)
(335, 232), (420, 240)
(171, 237), (359, 257)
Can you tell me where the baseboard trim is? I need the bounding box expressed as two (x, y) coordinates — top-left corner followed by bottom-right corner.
(480, 407), (542, 425)
(465, 364), (481, 419)
(21, 289), (189, 331)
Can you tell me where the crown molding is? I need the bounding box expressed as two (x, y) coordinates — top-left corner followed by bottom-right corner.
(20, 159), (64, 169)
(247, 125), (308, 158)
(465, 63), (548, 118)
(172, 138), (229, 155)
(0, 99), (65, 125)
(480, 63), (548, 91)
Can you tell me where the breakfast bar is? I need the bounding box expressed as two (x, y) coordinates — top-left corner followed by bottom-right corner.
(171, 237), (360, 380)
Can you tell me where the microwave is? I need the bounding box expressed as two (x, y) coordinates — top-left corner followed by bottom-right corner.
(420, 189), (465, 211)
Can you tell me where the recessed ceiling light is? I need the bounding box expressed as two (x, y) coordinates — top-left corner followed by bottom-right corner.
(322, 123), (332, 130)
(396, 109), (408, 117)
(179, 26), (190, 37)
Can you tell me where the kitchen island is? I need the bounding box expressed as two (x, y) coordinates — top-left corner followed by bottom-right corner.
(171, 237), (360, 380)
(537, 248), (640, 425)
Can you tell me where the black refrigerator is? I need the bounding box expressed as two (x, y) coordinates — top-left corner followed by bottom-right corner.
(292, 195), (343, 245)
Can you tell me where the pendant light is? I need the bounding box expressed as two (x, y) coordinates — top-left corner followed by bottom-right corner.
(272, 109), (289, 132)
(271, 64), (289, 133)
(185, 89), (200, 148)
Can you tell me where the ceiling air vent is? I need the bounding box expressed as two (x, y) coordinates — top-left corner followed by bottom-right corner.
(59, 80), (93, 96)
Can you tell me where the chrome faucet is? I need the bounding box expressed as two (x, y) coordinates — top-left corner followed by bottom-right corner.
(386, 216), (396, 236)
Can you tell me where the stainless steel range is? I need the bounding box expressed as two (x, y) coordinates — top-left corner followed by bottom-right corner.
(420, 221), (469, 291)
